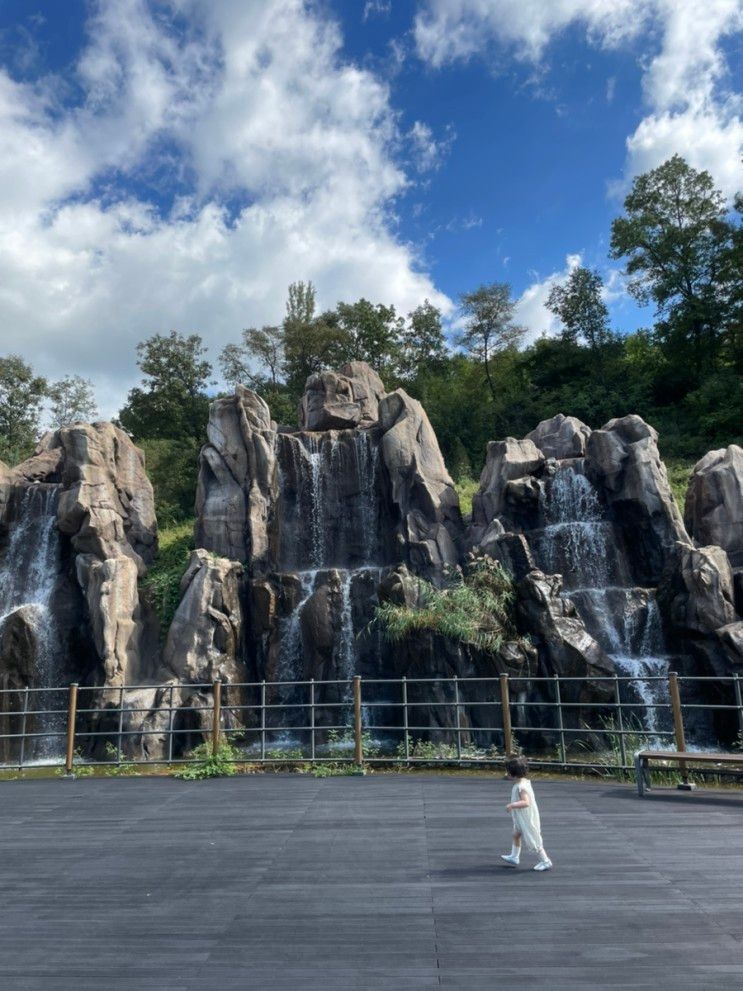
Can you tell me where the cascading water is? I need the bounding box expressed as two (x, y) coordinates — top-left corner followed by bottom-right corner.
(0, 486), (64, 756)
(532, 465), (671, 734)
(275, 430), (386, 713)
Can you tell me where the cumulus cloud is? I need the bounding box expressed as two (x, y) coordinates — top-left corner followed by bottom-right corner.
(513, 253), (582, 344)
(0, 0), (449, 416)
(414, 0), (742, 197)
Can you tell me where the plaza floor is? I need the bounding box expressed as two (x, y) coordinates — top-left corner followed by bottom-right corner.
(0, 774), (741, 989)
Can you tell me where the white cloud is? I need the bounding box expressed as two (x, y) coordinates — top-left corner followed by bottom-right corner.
(363, 1), (392, 21)
(408, 120), (455, 172)
(414, 0), (742, 197)
(0, 0), (450, 418)
(514, 253), (582, 343)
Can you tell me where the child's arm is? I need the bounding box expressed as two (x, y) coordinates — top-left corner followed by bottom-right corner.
(506, 787), (532, 811)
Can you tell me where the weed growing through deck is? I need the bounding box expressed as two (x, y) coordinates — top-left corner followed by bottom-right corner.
(173, 740), (238, 780)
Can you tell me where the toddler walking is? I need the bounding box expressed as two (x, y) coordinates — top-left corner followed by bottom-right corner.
(500, 756), (553, 872)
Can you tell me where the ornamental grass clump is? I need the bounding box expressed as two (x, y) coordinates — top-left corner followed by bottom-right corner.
(373, 555), (520, 655)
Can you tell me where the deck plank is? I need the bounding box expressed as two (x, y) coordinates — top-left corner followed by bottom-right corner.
(0, 775), (741, 989)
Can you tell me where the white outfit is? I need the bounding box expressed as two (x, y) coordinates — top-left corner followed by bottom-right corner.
(510, 778), (543, 852)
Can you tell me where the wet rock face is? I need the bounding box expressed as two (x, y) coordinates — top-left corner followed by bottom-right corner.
(526, 413), (591, 460)
(300, 362), (386, 431)
(686, 445), (743, 568)
(585, 414), (688, 586)
(516, 571), (614, 695)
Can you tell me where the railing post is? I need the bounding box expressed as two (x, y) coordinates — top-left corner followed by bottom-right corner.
(453, 676), (462, 760)
(734, 674), (743, 744)
(260, 680), (266, 761)
(402, 676), (410, 762)
(668, 671), (691, 787)
(614, 674), (627, 770)
(211, 679), (222, 753)
(310, 679), (316, 761)
(64, 683), (78, 777)
(353, 675), (363, 768)
(18, 686), (29, 771)
(554, 675), (566, 766)
(167, 684), (175, 764)
(117, 685), (125, 764)
(500, 674), (512, 756)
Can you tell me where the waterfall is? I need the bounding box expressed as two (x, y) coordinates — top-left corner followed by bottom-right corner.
(0, 486), (64, 756)
(532, 466), (671, 734)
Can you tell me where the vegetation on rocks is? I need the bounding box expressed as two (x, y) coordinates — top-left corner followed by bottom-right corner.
(141, 520), (195, 632)
(373, 555), (519, 655)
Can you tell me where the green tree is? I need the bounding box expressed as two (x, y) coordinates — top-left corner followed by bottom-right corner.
(48, 374), (98, 428)
(457, 283), (525, 403)
(610, 154), (736, 378)
(399, 300), (448, 381)
(220, 325), (285, 389)
(118, 331), (212, 444)
(0, 355), (47, 464)
(334, 298), (404, 373)
(546, 266), (611, 348)
(283, 283), (351, 395)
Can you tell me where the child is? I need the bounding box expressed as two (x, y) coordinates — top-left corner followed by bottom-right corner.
(500, 756), (553, 871)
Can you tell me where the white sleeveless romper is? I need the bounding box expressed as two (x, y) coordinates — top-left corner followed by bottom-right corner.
(511, 778), (543, 852)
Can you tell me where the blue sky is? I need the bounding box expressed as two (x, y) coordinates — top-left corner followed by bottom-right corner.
(0, 1), (740, 415)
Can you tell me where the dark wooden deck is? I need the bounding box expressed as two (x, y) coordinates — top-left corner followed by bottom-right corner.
(0, 775), (741, 989)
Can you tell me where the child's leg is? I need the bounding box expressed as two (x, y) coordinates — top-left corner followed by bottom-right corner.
(511, 832), (522, 860)
(533, 844), (553, 870)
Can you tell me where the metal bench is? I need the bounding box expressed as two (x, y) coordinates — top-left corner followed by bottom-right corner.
(635, 750), (743, 796)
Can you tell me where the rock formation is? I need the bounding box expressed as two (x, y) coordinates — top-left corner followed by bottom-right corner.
(685, 446), (743, 566)
(526, 413), (591, 460)
(300, 362), (386, 431)
(585, 415), (688, 586)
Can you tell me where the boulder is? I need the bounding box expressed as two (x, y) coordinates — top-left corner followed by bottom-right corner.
(299, 361), (386, 431)
(76, 554), (143, 686)
(685, 445), (743, 568)
(585, 415), (688, 585)
(715, 622), (743, 670)
(163, 550), (247, 685)
(660, 541), (736, 636)
(526, 414), (591, 460)
(378, 389), (462, 575)
(472, 438), (544, 528)
(195, 386), (279, 565)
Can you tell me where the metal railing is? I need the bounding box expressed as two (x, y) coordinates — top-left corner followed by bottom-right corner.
(0, 672), (742, 775)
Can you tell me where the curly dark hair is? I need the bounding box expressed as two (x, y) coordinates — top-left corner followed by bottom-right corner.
(505, 756), (529, 778)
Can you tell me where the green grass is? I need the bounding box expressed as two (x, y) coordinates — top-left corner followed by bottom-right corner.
(665, 458), (694, 512)
(372, 555), (520, 655)
(141, 519), (195, 634)
(454, 476), (479, 518)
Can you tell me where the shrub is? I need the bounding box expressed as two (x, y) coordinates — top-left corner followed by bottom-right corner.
(372, 554), (519, 655)
(174, 740), (238, 780)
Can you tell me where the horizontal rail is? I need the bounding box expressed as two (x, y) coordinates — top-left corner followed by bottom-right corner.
(0, 672), (741, 777)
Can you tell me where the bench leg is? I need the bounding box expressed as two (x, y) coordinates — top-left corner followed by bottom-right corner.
(635, 754), (644, 797)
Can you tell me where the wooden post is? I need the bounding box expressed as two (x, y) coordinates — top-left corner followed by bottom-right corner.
(668, 672), (692, 788)
(167, 684), (175, 764)
(211, 679), (222, 753)
(117, 685), (125, 764)
(64, 683), (78, 777)
(353, 675), (363, 767)
(500, 674), (512, 756)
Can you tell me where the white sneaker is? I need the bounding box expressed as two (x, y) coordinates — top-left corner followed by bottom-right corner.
(533, 859), (553, 871)
(500, 854), (520, 867)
